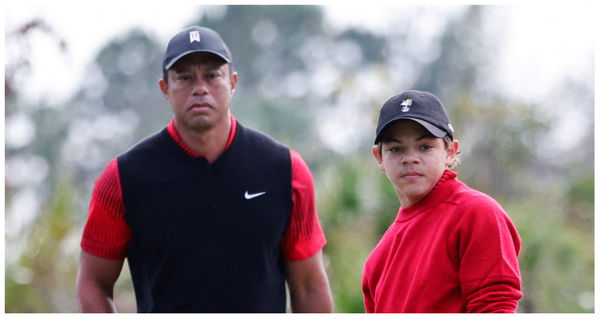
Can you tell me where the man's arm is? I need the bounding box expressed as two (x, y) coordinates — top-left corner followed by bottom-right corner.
(77, 250), (124, 312)
(285, 250), (333, 313)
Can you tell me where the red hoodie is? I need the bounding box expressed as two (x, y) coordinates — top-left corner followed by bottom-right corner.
(362, 170), (522, 313)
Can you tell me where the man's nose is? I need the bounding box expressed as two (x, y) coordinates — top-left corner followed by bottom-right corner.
(192, 77), (209, 95)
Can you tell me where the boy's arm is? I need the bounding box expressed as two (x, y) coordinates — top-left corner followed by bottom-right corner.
(285, 250), (333, 313)
(457, 197), (523, 313)
(77, 250), (124, 312)
(362, 275), (375, 312)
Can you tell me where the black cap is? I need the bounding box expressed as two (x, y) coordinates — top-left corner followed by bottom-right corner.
(163, 26), (232, 71)
(374, 90), (454, 144)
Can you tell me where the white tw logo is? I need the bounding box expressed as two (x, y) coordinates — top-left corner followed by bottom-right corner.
(401, 99), (413, 112)
(189, 31), (200, 43)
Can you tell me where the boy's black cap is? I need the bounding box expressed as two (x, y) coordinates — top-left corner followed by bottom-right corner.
(163, 26), (232, 71)
(374, 90), (454, 144)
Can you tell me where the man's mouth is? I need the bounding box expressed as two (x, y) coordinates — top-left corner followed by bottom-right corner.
(189, 103), (212, 111)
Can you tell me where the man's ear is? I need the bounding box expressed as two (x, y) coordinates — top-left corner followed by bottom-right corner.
(445, 140), (460, 168)
(159, 78), (169, 100)
(230, 71), (238, 94)
(372, 145), (385, 172)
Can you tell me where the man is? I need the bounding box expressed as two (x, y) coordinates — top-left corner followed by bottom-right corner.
(77, 26), (333, 313)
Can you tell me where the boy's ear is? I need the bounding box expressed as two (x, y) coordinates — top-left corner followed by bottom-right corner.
(372, 145), (385, 172)
(445, 140), (460, 167)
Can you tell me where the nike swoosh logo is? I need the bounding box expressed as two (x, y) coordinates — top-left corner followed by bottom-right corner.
(244, 191), (266, 200)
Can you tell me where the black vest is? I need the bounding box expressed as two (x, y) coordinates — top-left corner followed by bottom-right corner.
(117, 122), (292, 312)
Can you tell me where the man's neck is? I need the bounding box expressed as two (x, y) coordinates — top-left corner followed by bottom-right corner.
(174, 115), (232, 163)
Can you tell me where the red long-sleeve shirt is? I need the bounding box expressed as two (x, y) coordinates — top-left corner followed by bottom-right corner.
(81, 115), (326, 261)
(362, 170), (522, 313)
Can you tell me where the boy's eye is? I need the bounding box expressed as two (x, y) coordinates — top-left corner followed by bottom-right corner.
(420, 144), (433, 151)
(388, 146), (402, 153)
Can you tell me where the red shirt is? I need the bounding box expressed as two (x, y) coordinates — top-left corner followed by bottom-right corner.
(81, 115), (326, 261)
(362, 170), (522, 313)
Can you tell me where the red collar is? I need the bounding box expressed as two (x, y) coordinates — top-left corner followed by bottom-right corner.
(396, 170), (459, 222)
(166, 114), (237, 158)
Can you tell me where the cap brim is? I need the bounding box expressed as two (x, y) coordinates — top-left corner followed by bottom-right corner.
(164, 49), (231, 70)
(374, 117), (447, 144)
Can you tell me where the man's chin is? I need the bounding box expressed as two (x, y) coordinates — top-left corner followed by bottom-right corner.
(177, 117), (214, 133)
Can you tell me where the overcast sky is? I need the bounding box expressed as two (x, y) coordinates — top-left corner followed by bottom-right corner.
(4, 3), (596, 106)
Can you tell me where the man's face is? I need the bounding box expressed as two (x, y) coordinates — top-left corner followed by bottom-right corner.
(159, 52), (237, 132)
(372, 120), (458, 207)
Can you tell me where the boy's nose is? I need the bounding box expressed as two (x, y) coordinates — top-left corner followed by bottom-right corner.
(402, 151), (420, 164)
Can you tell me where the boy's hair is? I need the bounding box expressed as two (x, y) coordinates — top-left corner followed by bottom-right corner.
(376, 135), (461, 169)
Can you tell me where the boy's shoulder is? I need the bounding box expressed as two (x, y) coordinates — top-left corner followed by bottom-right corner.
(445, 179), (508, 218)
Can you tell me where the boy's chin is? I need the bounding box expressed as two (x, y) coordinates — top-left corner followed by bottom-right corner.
(395, 183), (434, 204)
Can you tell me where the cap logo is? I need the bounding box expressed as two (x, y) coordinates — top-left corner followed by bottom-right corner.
(189, 31), (200, 43)
(401, 99), (412, 112)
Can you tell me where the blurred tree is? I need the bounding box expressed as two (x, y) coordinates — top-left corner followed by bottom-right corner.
(4, 5), (593, 314)
(192, 5), (388, 159)
(6, 180), (79, 312)
(5, 18), (67, 108)
(5, 19), (80, 313)
(412, 6), (496, 102)
(63, 28), (168, 186)
(197, 5), (327, 149)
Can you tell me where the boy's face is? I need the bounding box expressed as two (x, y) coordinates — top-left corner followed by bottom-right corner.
(372, 120), (459, 207)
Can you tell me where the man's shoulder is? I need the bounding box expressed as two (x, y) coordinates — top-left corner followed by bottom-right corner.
(117, 127), (169, 161)
(236, 122), (290, 152)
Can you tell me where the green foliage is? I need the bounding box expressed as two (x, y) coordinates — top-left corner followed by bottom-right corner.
(5, 5), (594, 313)
(325, 225), (370, 313)
(510, 196), (593, 312)
(6, 180), (79, 312)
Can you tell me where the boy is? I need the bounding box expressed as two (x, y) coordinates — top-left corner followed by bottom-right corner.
(362, 90), (522, 313)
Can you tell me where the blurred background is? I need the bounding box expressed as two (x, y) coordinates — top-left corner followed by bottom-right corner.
(4, 4), (594, 313)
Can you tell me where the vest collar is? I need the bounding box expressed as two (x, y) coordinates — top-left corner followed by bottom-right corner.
(166, 114), (238, 159)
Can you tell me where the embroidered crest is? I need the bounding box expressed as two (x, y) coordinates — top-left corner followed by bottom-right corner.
(401, 99), (413, 112)
(190, 31), (200, 43)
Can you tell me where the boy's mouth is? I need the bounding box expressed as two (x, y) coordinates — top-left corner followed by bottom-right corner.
(401, 171), (423, 180)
